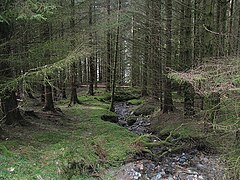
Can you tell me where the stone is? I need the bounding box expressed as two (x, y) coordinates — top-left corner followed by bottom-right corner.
(202, 158), (209, 163)
(126, 116), (138, 126)
(133, 104), (156, 116)
(151, 173), (162, 180)
(196, 163), (205, 171)
(101, 114), (118, 123)
(118, 120), (127, 126)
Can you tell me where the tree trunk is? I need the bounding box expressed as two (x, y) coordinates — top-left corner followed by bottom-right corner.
(40, 20), (55, 111)
(208, 92), (220, 123)
(43, 77), (55, 111)
(88, 1), (94, 96)
(110, 0), (121, 112)
(106, 0), (111, 91)
(183, 0), (195, 116)
(228, 0), (234, 55)
(163, 0), (174, 113)
(151, 0), (162, 100)
(142, 0), (150, 97)
(184, 82), (195, 116)
(0, 21), (25, 125)
(69, 63), (81, 106)
(131, 14), (140, 87)
(60, 70), (67, 99)
(1, 91), (26, 125)
(68, 0), (80, 104)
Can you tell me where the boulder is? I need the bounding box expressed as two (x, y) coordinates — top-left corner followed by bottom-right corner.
(101, 114), (118, 123)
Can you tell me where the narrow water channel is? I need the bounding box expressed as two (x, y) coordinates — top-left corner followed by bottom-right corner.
(112, 102), (226, 180)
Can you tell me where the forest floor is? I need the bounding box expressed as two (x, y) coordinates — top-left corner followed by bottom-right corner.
(0, 88), (239, 179)
(0, 90), (141, 179)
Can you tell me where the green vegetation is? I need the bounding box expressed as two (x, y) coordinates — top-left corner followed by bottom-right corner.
(127, 99), (144, 105)
(133, 100), (158, 116)
(126, 116), (138, 126)
(0, 0), (240, 179)
(0, 95), (140, 179)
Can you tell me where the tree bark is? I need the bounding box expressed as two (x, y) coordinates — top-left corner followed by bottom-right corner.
(68, 0), (80, 105)
(163, 0), (174, 113)
(110, 0), (121, 112)
(69, 62), (81, 106)
(88, 1), (95, 96)
(1, 91), (26, 125)
(43, 76), (55, 111)
(142, 0), (150, 97)
(228, 0), (234, 55)
(0, 21), (25, 125)
(106, 0), (111, 91)
(183, 0), (195, 116)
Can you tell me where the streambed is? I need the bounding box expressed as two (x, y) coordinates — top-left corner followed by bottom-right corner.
(111, 102), (226, 180)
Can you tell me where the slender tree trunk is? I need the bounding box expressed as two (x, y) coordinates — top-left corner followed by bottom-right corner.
(88, 1), (94, 95)
(237, 1), (240, 56)
(106, 0), (111, 91)
(59, 0), (67, 100)
(215, 0), (221, 57)
(163, 0), (174, 113)
(60, 70), (67, 99)
(151, 0), (162, 100)
(93, 1), (98, 89)
(41, 85), (45, 102)
(78, 60), (83, 84)
(220, 0), (227, 56)
(41, 22), (55, 111)
(156, 0), (163, 108)
(131, 14), (140, 87)
(228, 0), (234, 55)
(69, 63), (81, 106)
(110, 0), (121, 112)
(142, 0), (149, 97)
(83, 58), (88, 83)
(183, 0), (195, 116)
(69, 0), (80, 105)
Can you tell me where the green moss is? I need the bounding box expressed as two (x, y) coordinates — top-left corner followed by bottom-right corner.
(35, 132), (68, 144)
(127, 99), (144, 105)
(0, 95), (140, 179)
(133, 103), (156, 116)
(0, 145), (13, 157)
(159, 123), (204, 139)
(126, 116), (137, 126)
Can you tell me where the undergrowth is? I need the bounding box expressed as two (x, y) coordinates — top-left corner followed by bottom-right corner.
(0, 93), (140, 179)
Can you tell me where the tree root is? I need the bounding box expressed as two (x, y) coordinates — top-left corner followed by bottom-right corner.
(133, 125), (187, 159)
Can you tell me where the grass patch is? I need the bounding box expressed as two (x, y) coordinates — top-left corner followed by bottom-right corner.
(127, 99), (144, 105)
(133, 99), (158, 116)
(0, 95), (140, 179)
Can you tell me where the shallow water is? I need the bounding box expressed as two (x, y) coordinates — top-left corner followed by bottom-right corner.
(112, 102), (226, 180)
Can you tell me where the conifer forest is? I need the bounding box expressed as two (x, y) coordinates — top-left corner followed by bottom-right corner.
(0, 0), (240, 179)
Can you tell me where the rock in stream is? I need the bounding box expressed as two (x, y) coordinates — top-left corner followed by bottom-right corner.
(111, 102), (226, 180)
(113, 151), (226, 180)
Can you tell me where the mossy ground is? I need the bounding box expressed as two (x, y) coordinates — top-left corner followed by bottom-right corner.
(132, 99), (159, 116)
(0, 91), (140, 179)
(0, 88), (239, 179)
(127, 99), (144, 105)
(150, 92), (240, 178)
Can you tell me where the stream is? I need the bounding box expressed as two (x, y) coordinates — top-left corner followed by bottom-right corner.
(111, 102), (226, 180)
